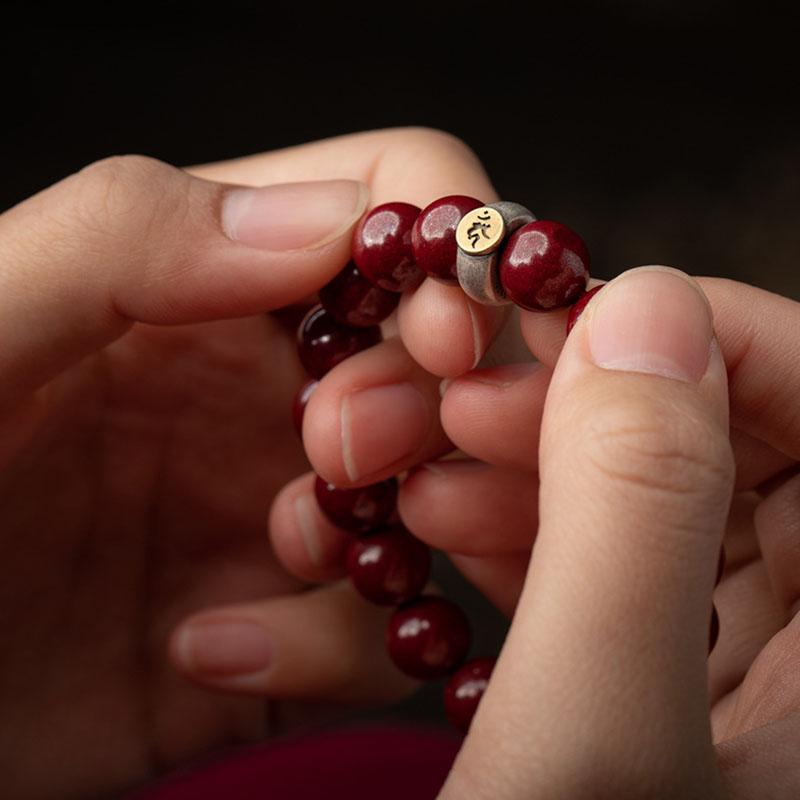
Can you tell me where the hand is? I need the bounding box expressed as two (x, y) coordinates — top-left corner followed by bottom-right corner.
(278, 263), (800, 796)
(432, 267), (799, 798)
(0, 128), (502, 800)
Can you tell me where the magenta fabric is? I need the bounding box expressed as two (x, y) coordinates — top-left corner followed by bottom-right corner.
(126, 725), (462, 800)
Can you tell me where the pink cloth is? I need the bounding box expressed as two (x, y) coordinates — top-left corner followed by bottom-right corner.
(127, 725), (462, 799)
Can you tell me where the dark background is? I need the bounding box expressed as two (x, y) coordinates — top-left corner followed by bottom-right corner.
(3, 7), (798, 727)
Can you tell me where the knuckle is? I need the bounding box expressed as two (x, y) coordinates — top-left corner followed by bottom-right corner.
(391, 126), (483, 166)
(68, 155), (190, 242)
(584, 399), (734, 499)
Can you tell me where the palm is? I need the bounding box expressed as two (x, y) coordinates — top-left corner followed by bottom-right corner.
(0, 313), (310, 795)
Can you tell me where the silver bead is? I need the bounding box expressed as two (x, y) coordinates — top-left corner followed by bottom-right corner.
(456, 201), (536, 306)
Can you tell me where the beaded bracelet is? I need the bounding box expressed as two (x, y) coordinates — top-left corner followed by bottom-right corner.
(290, 196), (722, 734)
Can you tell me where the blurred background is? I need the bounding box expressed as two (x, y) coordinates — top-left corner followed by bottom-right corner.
(3, 5), (798, 728)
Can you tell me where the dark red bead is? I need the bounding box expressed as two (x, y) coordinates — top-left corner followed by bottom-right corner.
(498, 220), (590, 311)
(386, 596), (471, 680)
(566, 284), (604, 334)
(297, 305), (381, 380)
(292, 379), (318, 436)
(715, 547), (726, 586)
(346, 525), (431, 605)
(411, 195), (483, 282)
(319, 262), (400, 327)
(709, 605), (720, 654)
(352, 202), (424, 293)
(444, 657), (496, 733)
(314, 475), (398, 533)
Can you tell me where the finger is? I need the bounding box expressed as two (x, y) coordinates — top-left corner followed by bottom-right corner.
(396, 282), (510, 378)
(398, 460), (538, 555)
(439, 362), (550, 471)
(443, 267), (733, 799)
(0, 155), (368, 406)
(303, 337), (449, 487)
(709, 493), (785, 705)
(169, 580), (416, 705)
(189, 127), (504, 377)
(716, 711), (800, 800)
(269, 472), (350, 583)
(755, 471), (800, 614)
(448, 553), (528, 617)
(523, 275), (800, 472)
(715, 613), (800, 744)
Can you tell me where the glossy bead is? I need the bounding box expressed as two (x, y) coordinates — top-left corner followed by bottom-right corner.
(386, 596), (471, 680)
(352, 202), (424, 292)
(444, 657), (496, 733)
(715, 547), (726, 586)
(292, 379), (318, 436)
(297, 305), (381, 380)
(319, 262), (400, 327)
(709, 605), (720, 653)
(566, 284), (604, 334)
(314, 475), (398, 533)
(346, 525), (431, 605)
(411, 195), (483, 282)
(498, 220), (590, 311)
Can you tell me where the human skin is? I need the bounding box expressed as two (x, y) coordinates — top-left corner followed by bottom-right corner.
(0, 128), (503, 799)
(3, 125), (800, 799)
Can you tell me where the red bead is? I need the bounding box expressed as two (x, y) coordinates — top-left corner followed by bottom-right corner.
(709, 605), (720, 654)
(297, 305), (381, 380)
(444, 657), (496, 733)
(352, 202), (424, 293)
(319, 262), (400, 327)
(314, 475), (398, 533)
(386, 596), (471, 680)
(566, 284), (604, 334)
(346, 525), (431, 605)
(292, 379), (318, 436)
(498, 220), (590, 311)
(411, 195), (483, 282)
(715, 547), (726, 586)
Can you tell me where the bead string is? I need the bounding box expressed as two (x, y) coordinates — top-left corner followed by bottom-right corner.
(290, 196), (721, 733)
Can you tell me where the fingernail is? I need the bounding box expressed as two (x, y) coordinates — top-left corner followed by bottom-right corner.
(294, 494), (322, 566)
(463, 362), (542, 388)
(587, 267), (713, 383)
(178, 619), (273, 679)
(466, 301), (483, 369)
(222, 179), (368, 251)
(421, 459), (490, 476)
(341, 383), (430, 482)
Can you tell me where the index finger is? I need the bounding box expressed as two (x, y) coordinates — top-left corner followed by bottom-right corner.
(189, 127), (506, 377)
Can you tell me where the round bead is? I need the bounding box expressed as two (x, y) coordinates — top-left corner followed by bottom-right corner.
(565, 284), (604, 334)
(709, 605), (720, 654)
(297, 305), (381, 380)
(498, 220), (590, 311)
(319, 262), (400, 327)
(346, 525), (431, 605)
(411, 195), (483, 282)
(292, 379), (318, 436)
(386, 596), (471, 680)
(352, 202), (424, 293)
(314, 475), (398, 534)
(443, 657), (496, 733)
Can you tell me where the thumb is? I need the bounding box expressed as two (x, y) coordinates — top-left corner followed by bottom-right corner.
(0, 155), (367, 405)
(442, 267), (734, 799)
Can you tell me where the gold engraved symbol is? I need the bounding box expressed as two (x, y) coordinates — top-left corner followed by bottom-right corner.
(456, 207), (505, 255)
